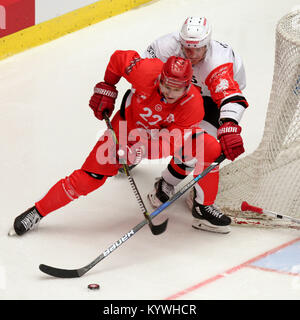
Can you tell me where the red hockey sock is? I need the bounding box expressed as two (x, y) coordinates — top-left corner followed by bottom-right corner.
(35, 169), (107, 216)
(194, 133), (221, 205)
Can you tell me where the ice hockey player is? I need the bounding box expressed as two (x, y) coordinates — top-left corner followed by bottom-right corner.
(9, 49), (229, 237)
(142, 16), (248, 232)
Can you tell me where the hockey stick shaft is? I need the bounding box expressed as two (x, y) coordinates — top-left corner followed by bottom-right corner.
(241, 201), (300, 225)
(103, 113), (168, 235)
(39, 154), (225, 278)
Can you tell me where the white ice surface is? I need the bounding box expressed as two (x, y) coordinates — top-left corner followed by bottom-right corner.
(1, 0), (300, 300)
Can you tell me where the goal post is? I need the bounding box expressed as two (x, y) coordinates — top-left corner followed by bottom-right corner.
(215, 10), (300, 228)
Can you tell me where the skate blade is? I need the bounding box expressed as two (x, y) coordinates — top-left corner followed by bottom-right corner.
(192, 219), (231, 234)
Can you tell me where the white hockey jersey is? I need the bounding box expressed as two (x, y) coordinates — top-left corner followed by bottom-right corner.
(142, 32), (248, 124)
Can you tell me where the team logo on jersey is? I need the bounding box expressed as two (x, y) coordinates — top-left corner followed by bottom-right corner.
(155, 104), (162, 112)
(215, 79), (229, 93)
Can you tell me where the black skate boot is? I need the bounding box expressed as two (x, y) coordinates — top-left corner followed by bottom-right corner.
(186, 188), (231, 234)
(148, 177), (175, 208)
(8, 206), (43, 236)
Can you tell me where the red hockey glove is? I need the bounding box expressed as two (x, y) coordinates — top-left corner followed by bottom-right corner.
(89, 82), (118, 120)
(217, 122), (244, 161)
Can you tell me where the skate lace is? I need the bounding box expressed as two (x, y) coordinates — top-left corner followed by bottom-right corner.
(205, 205), (223, 218)
(21, 211), (41, 231)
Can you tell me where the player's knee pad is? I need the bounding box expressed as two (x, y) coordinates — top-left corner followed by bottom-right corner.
(63, 169), (107, 200)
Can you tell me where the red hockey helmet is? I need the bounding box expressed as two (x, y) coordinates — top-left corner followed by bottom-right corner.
(160, 56), (193, 88)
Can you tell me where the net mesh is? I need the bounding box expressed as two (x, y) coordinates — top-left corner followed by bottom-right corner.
(215, 10), (300, 228)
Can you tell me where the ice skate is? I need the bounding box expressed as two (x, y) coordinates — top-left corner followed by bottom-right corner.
(186, 187), (231, 234)
(8, 206), (43, 236)
(148, 177), (175, 208)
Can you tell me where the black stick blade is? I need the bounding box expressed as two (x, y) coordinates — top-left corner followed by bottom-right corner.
(150, 218), (168, 235)
(39, 264), (83, 278)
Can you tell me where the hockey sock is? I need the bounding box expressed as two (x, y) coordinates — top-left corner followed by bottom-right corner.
(35, 169), (107, 216)
(193, 133), (221, 205)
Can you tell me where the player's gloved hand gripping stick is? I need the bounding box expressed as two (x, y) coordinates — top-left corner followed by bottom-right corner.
(39, 153), (225, 278)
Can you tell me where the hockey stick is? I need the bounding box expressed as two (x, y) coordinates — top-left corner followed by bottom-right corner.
(103, 113), (168, 235)
(39, 154), (225, 278)
(241, 201), (300, 225)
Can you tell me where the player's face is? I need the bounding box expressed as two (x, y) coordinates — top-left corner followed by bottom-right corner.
(159, 81), (187, 104)
(182, 46), (207, 65)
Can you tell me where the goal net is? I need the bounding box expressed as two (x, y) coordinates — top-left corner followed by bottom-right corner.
(215, 10), (300, 228)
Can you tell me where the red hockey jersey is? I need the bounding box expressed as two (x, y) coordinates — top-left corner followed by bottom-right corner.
(104, 50), (204, 156)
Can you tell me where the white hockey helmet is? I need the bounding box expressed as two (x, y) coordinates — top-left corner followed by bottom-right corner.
(179, 17), (212, 48)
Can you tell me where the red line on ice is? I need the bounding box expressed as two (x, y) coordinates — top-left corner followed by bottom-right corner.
(165, 237), (300, 300)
